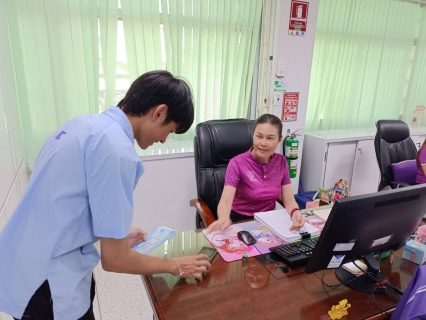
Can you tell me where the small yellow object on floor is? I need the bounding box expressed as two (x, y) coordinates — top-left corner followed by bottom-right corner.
(328, 299), (351, 319)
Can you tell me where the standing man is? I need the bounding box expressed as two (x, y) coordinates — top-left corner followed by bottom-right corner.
(0, 70), (210, 320)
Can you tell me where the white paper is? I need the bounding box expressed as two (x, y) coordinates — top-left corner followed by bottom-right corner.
(333, 242), (356, 252)
(342, 260), (366, 275)
(370, 234), (393, 248)
(327, 254), (345, 269)
(254, 209), (320, 242)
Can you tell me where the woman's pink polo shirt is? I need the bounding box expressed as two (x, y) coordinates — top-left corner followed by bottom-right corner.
(225, 148), (291, 217)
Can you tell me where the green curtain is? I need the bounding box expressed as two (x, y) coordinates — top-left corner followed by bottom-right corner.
(306, 0), (422, 131)
(402, 7), (426, 123)
(99, 0), (119, 110)
(121, 0), (262, 142)
(4, 0), (262, 161)
(5, 0), (99, 167)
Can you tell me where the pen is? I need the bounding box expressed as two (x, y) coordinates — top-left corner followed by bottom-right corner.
(135, 240), (153, 246)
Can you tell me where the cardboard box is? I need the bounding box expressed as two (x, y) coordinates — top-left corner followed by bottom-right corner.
(402, 240), (426, 265)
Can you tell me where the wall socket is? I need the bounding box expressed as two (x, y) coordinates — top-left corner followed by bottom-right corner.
(416, 142), (422, 150)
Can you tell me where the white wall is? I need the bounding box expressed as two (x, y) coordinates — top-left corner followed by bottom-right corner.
(0, 0), (28, 237)
(271, 0), (319, 193)
(132, 156), (197, 233)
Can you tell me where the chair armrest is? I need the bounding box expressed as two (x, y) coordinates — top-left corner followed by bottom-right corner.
(391, 181), (411, 188)
(190, 199), (216, 227)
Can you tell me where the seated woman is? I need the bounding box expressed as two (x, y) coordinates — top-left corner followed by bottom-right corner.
(416, 139), (426, 184)
(207, 114), (305, 232)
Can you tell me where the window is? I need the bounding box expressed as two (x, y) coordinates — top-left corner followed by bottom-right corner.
(98, 0), (263, 157)
(7, 0), (262, 167)
(306, 0), (426, 131)
(99, 21), (130, 113)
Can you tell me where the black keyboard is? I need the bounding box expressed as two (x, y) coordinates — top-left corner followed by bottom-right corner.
(269, 237), (318, 265)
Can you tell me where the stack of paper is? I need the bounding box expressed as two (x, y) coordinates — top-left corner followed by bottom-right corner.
(342, 260), (367, 276)
(313, 208), (332, 221)
(254, 209), (320, 242)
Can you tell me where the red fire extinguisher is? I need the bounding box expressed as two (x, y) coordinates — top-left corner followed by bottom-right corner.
(283, 130), (299, 179)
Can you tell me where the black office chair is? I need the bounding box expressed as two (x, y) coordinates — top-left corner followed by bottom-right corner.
(190, 119), (254, 229)
(374, 120), (417, 191)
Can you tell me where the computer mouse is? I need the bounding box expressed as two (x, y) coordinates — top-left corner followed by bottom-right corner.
(276, 264), (290, 273)
(237, 231), (257, 245)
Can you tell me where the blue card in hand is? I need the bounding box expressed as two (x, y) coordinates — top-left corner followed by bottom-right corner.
(132, 225), (176, 254)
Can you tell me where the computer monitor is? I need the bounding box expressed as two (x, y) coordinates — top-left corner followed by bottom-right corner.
(305, 184), (426, 293)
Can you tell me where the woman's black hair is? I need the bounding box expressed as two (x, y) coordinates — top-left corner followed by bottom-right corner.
(117, 70), (194, 134)
(252, 113), (283, 137)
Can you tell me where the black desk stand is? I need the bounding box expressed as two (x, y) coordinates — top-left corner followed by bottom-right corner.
(335, 254), (388, 293)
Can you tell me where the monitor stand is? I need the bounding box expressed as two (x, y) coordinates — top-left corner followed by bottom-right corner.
(335, 254), (389, 293)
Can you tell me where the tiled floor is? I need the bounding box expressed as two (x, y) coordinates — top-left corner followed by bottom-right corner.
(0, 248), (154, 320)
(93, 242), (154, 320)
(93, 261), (154, 320)
(0, 312), (13, 320)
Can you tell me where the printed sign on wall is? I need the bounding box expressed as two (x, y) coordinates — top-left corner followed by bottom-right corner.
(288, 0), (309, 37)
(282, 92), (299, 122)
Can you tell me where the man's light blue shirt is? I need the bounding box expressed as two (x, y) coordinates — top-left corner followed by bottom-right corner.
(0, 107), (144, 319)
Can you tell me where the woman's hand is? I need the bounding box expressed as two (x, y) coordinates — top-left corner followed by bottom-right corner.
(206, 218), (232, 233)
(128, 228), (148, 248)
(171, 255), (211, 279)
(289, 210), (305, 231)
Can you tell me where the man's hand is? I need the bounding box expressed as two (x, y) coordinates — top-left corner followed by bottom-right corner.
(172, 255), (211, 279)
(289, 211), (305, 231)
(128, 228), (148, 249)
(206, 218), (232, 234)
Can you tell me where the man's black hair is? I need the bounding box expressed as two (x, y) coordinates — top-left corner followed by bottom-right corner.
(253, 113), (283, 137)
(117, 70), (194, 134)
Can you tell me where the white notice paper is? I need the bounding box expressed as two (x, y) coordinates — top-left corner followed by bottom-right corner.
(327, 254), (345, 269)
(370, 234), (393, 248)
(333, 242), (356, 252)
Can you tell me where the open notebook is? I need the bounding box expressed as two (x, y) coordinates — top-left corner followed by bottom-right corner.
(254, 209), (320, 242)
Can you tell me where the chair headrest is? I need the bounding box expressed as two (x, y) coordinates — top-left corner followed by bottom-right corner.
(376, 120), (410, 144)
(195, 119), (254, 167)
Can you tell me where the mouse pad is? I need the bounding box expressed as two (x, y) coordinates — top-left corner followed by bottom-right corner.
(202, 221), (286, 262)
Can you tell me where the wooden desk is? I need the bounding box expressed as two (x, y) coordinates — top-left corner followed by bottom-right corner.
(143, 230), (418, 320)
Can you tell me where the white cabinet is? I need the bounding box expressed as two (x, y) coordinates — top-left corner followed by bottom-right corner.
(300, 127), (426, 197)
(323, 142), (357, 190)
(350, 140), (380, 196)
(302, 138), (373, 196)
